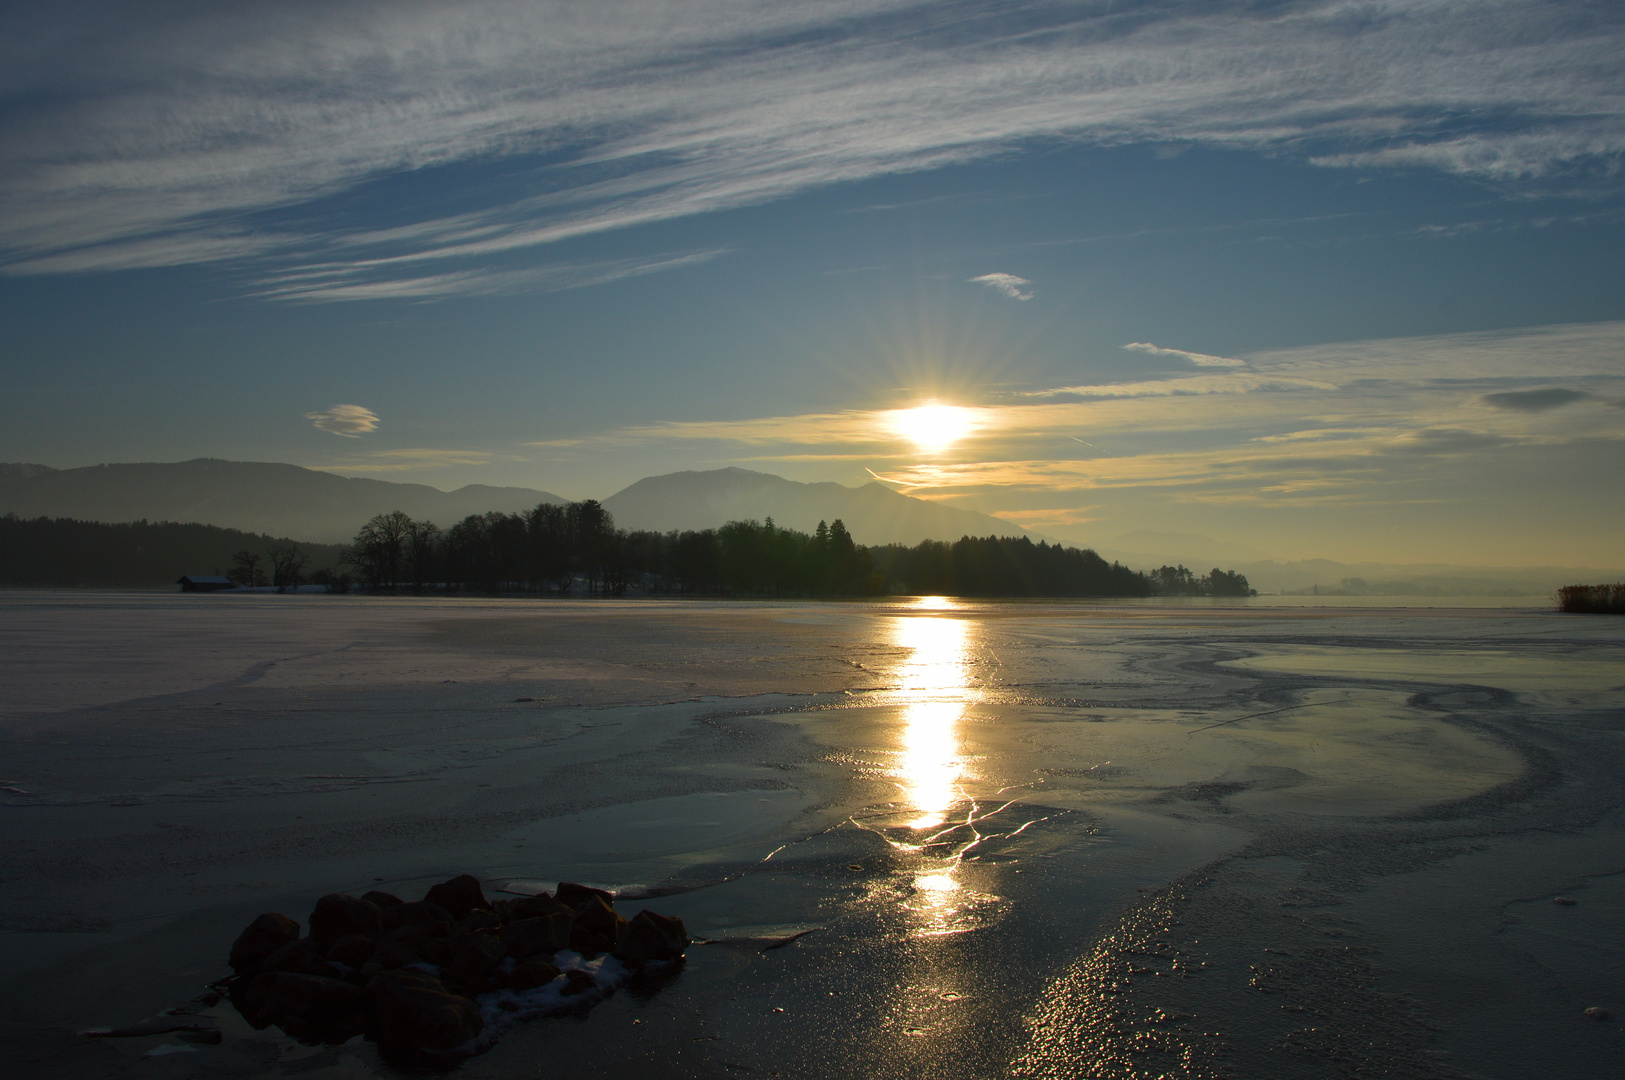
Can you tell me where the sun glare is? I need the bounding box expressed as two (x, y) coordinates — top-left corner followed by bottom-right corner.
(892, 402), (976, 454)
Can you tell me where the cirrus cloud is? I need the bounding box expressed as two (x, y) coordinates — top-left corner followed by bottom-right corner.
(4, 1), (1624, 294)
(1123, 342), (1245, 368)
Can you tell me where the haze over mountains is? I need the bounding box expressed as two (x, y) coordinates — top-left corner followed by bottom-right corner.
(4, 459), (1615, 595)
(602, 468), (1027, 547)
(0, 459), (1027, 548)
(0, 460), (565, 545)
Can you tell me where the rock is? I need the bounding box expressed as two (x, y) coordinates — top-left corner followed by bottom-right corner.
(560, 969), (597, 996)
(555, 882), (614, 910)
(373, 927), (447, 970)
(424, 875), (490, 921)
(242, 972), (370, 1044)
(1585, 1006), (1611, 1020)
(381, 900), (456, 936)
(326, 933), (376, 969)
(263, 937), (337, 977)
(511, 893), (572, 920)
(572, 895), (626, 943)
(462, 908), (503, 933)
(362, 890), (404, 910)
(501, 914), (572, 960)
(569, 926), (613, 956)
(446, 932), (507, 983)
(309, 893), (382, 952)
(614, 910), (690, 968)
(369, 969), (483, 1055)
(507, 958), (562, 992)
(229, 913), (301, 974)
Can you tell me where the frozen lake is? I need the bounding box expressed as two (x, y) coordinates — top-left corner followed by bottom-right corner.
(1, 592), (1621, 1078)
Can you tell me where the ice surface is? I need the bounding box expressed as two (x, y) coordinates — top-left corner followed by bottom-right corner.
(0, 592), (1621, 1077)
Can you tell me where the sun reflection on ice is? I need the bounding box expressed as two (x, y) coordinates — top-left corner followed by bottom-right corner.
(893, 613), (973, 831)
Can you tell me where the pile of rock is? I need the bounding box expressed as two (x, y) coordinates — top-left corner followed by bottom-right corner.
(225, 874), (688, 1058)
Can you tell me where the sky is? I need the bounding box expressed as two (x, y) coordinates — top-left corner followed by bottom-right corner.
(3, 0), (1624, 567)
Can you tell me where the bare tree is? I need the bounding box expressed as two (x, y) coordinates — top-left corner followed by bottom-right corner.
(268, 541), (307, 591)
(229, 550), (265, 587)
(348, 510), (413, 588)
(405, 518), (440, 592)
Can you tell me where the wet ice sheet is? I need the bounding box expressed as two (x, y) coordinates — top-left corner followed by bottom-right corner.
(1, 594), (1621, 1078)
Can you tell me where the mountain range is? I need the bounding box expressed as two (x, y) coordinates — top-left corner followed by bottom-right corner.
(0, 460), (1027, 548)
(7, 459), (1613, 594)
(602, 467), (1026, 547)
(0, 460), (565, 545)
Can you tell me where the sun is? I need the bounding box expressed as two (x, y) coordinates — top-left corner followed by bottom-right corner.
(891, 402), (976, 454)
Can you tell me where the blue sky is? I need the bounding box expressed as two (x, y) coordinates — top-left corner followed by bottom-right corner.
(3, 1), (1624, 565)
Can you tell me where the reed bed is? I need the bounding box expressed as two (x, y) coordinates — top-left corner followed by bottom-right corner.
(1556, 583), (1625, 614)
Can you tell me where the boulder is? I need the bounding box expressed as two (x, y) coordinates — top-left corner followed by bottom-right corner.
(242, 972), (370, 1044)
(511, 893), (572, 920)
(362, 890), (404, 910)
(229, 913), (301, 974)
(500, 914), (572, 960)
(373, 927), (446, 970)
(381, 900), (456, 936)
(369, 969), (483, 1055)
(326, 933), (376, 969)
(262, 937), (336, 977)
(572, 889), (620, 941)
(309, 893), (382, 952)
(555, 882), (614, 910)
(424, 875), (490, 921)
(507, 958), (562, 992)
(446, 932), (507, 983)
(560, 969), (597, 996)
(613, 910), (690, 968)
(462, 908), (503, 933)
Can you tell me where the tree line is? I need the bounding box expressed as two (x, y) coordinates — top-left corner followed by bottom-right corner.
(0, 505), (1255, 598)
(339, 502), (1252, 598)
(341, 502), (880, 596)
(0, 515), (344, 588)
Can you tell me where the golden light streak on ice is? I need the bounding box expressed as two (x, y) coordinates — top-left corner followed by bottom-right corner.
(891, 614), (973, 831)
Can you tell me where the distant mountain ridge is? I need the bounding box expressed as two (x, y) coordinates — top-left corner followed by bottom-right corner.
(602, 467), (1028, 546)
(0, 459), (566, 544)
(0, 460), (1028, 549)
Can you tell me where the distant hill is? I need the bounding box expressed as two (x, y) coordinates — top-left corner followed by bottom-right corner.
(0, 460), (566, 544)
(602, 467), (1028, 546)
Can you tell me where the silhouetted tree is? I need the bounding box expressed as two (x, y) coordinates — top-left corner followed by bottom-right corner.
(349, 510), (413, 588)
(229, 549), (265, 587)
(268, 541), (307, 590)
(404, 518), (441, 592)
(527, 503), (574, 593)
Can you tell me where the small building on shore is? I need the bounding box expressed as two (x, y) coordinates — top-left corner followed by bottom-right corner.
(176, 575), (235, 593)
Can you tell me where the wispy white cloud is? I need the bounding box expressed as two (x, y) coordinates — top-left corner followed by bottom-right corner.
(549, 320), (1625, 511)
(969, 272), (1032, 301)
(2, 1), (1622, 284)
(253, 249), (726, 303)
(304, 404), (379, 437)
(1122, 341), (1244, 368)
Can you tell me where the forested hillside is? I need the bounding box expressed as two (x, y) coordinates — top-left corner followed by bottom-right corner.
(0, 516), (345, 587)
